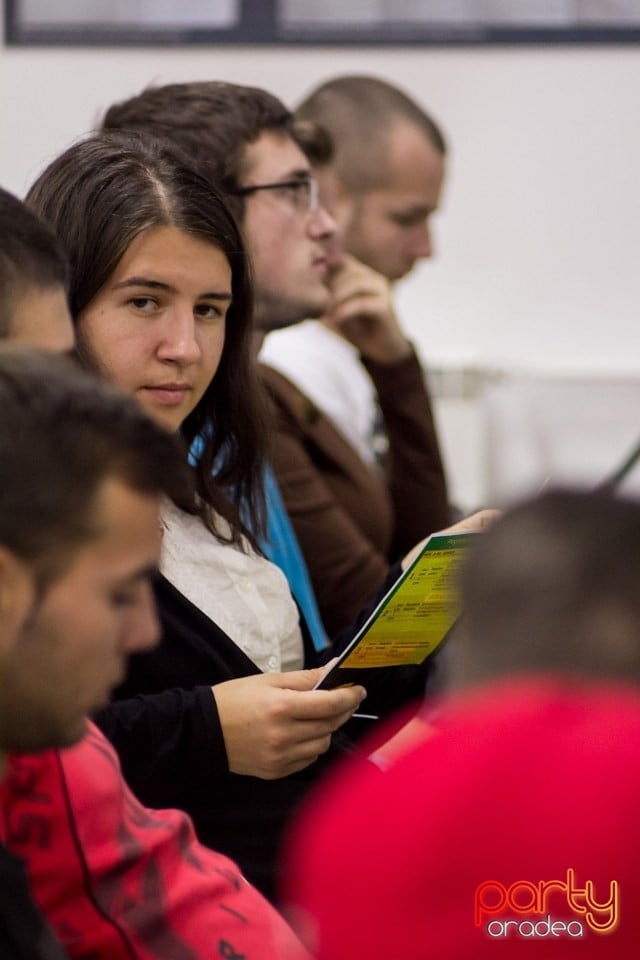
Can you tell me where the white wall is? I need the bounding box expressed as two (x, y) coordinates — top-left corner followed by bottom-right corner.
(2, 32), (639, 372)
(2, 31), (639, 508)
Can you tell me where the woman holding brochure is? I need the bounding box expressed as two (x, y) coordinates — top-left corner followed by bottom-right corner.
(27, 130), (495, 903)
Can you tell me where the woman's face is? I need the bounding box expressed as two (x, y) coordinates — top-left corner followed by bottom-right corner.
(77, 225), (233, 432)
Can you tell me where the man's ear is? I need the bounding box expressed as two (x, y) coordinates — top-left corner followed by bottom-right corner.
(0, 546), (35, 652)
(316, 168), (352, 224)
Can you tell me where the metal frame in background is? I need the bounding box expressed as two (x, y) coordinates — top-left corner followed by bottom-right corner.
(5, 0), (640, 46)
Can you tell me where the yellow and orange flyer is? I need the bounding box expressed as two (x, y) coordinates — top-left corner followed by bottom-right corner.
(316, 531), (477, 693)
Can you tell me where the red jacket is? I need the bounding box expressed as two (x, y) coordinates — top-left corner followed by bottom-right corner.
(0, 721), (308, 960)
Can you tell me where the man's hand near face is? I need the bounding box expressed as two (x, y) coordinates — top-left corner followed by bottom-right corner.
(322, 254), (412, 366)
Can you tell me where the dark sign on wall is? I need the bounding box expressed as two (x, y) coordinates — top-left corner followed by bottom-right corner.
(6, 0), (640, 46)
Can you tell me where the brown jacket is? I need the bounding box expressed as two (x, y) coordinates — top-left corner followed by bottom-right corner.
(259, 348), (449, 635)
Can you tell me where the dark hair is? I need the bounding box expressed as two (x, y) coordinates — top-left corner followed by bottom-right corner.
(26, 130), (268, 545)
(0, 186), (69, 336)
(0, 345), (191, 589)
(101, 80), (330, 220)
(296, 74), (446, 192)
(453, 488), (640, 688)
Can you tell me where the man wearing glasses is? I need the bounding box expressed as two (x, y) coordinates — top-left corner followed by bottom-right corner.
(263, 74), (449, 475)
(231, 136), (335, 334)
(101, 80), (448, 638)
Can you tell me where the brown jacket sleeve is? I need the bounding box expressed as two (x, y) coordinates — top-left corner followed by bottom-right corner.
(260, 364), (392, 637)
(363, 347), (450, 558)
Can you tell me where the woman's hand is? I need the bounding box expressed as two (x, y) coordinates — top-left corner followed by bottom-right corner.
(213, 668), (366, 779)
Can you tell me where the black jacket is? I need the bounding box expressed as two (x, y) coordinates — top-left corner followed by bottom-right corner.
(95, 565), (426, 903)
(0, 844), (68, 960)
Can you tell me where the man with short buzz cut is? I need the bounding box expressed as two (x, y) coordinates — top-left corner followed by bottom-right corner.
(261, 74), (450, 501)
(0, 186), (74, 353)
(102, 80), (448, 637)
(297, 74), (446, 284)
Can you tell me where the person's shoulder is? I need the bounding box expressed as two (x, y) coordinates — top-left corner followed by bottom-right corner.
(3, 746), (60, 792)
(261, 320), (358, 369)
(257, 363), (322, 415)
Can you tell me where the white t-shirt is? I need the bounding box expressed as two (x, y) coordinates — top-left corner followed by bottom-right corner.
(260, 320), (378, 465)
(161, 500), (304, 674)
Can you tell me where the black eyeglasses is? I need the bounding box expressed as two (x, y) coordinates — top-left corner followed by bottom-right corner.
(232, 177), (319, 214)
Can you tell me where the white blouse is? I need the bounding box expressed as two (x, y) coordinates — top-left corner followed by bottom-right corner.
(160, 500), (304, 674)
